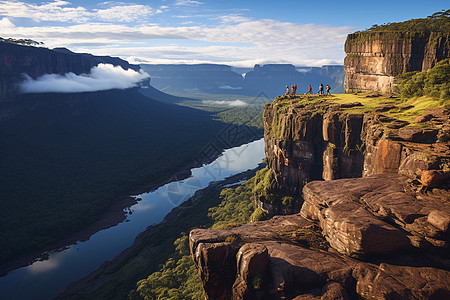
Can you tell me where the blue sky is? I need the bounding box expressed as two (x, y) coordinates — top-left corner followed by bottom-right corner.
(0, 1), (448, 67)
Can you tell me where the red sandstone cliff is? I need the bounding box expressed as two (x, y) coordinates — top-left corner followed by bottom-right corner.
(190, 97), (450, 299)
(344, 32), (450, 92)
(190, 13), (450, 299)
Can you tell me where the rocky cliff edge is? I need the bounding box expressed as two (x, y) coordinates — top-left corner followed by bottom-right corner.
(190, 94), (450, 299)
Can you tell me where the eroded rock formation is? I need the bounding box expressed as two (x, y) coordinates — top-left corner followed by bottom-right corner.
(190, 98), (450, 299)
(262, 99), (449, 208)
(344, 31), (450, 92)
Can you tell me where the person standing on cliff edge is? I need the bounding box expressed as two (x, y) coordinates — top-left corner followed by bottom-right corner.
(293, 84), (297, 96)
(326, 84), (331, 95)
(306, 85), (312, 95)
(285, 85), (291, 97)
(318, 83), (324, 95)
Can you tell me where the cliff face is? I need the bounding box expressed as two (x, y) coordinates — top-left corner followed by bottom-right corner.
(0, 42), (139, 104)
(263, 99), (449, 203)
(190, 96), (450, 299)
(344, 31), (450, 92)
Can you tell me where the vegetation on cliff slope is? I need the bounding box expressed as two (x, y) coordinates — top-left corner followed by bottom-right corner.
(396, 58), (450, 100)
(129, 179), (256, 300)
(365, 9), (450, 33)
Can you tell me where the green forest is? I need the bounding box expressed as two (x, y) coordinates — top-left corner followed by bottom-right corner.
(366, 9), (450, 33)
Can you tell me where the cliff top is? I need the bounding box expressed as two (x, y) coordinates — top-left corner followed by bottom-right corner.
(362, 9), (450, 33)
(270, 92), (448, 126)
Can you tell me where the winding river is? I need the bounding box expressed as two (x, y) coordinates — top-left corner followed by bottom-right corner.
(0, 138), (265, 300)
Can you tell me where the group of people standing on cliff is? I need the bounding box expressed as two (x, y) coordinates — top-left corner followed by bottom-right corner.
(310, 83), (332, 95)
(285, 83), (331, 97)
(285, 84), (297, 97)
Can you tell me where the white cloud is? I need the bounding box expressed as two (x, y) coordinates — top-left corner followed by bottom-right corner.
(0, 16), (14, 28)
(175, 0), (203, 6)
(0, 19), (353, 66)
(202, 100), (247, 107)
(219, 85), (243, 90)
(0, 0), (157, 23)
(218, 15), (251, 24)
(94, 5), (159, 22)
(20, 63), (150, 93)
(0, 0), (90, 22)
(0, 1), (355, 67)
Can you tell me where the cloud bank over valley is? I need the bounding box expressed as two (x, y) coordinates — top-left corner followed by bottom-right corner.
(20, 64), (150, 93)
(202, 100), (248, 107)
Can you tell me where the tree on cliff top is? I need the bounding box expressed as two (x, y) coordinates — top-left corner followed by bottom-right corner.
(396, 58), (450, 100)
(366, 9), (450, 33)
(0, 37), (44, 46)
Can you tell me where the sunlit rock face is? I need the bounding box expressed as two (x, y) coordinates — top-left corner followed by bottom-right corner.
(344, 31), (450, 92)
(190, 101), (450, 299)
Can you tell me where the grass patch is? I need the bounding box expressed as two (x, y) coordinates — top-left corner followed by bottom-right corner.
(328, 93), (449, 123)
(269, 92), (448, 126)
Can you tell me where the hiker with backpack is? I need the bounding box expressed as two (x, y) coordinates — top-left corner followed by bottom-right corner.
(318, 83), (324, 95)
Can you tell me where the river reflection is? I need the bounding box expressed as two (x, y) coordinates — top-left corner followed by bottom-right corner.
(0, 138), (265, 300)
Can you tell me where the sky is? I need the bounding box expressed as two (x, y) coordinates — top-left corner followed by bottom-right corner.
(0, 0), (448, 67)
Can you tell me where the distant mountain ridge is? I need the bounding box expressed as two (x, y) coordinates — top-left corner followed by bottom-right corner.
(0, 41), (140, 106)
(0, 42), (261, 274)
(140, 63), (345, 98)
(344, 11), (450, 92)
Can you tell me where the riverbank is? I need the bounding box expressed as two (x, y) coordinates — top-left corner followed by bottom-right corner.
(0, 134), (263, 277)
(56, 163), (264, 299)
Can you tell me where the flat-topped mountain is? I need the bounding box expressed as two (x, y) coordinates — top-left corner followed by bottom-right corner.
(344, 10), (450, 92)
(190, 92), (450, 299)
(141, 63), (345, 98)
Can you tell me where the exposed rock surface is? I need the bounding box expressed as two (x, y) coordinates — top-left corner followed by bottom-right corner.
(302, 175), (450, 254)
(190, 202), (450, 299)
(344, 31), (450, 92)
(191, 98), (450, 299)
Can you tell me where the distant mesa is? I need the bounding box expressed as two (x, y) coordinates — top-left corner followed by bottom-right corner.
(0, 39), (141, 105)
(344, 10), (450, 92)
(140, 63), (345, 97)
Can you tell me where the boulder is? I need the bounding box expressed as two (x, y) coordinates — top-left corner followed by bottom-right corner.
(420, 170), (450, 187)
(353, 263), (450, 299)
(427, 210), (450, 233)
(302, 175), (450, 253)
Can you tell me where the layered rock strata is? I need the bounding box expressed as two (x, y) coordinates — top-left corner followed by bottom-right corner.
(191, 99), (450, 299)
(191, 182), (450, 299)
(344, 31), (450, 92)
(263, 99), (449, 211)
